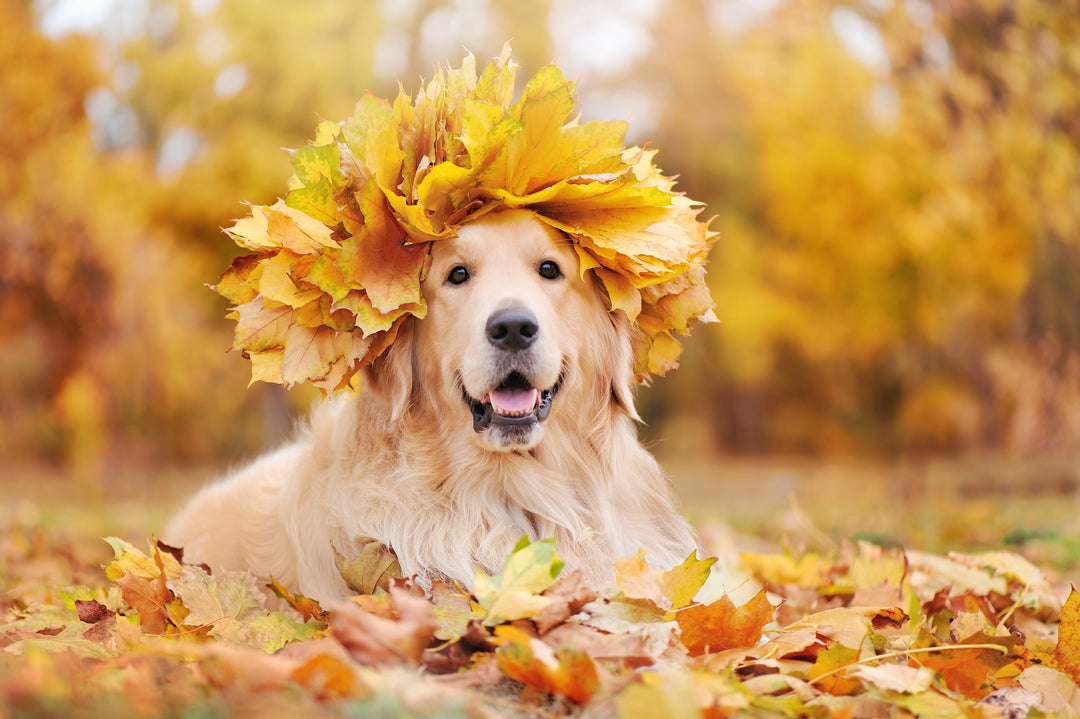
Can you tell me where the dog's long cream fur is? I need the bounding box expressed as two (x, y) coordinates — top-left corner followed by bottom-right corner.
(166, 210), (696, 601)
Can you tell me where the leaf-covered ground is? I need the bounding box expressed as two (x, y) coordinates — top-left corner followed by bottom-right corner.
(2, 490), (1078, 719)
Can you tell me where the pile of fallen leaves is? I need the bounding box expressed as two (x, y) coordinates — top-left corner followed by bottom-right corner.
(1, 530), (1077, 718)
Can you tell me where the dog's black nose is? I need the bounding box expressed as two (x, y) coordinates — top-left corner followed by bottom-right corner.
(486, 308), (539, 351)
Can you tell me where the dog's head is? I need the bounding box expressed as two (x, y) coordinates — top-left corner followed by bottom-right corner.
(371, 209), (636, 452)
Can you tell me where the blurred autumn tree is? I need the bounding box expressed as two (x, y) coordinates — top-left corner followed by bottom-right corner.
(635, 0), (1079, 456)
(0, 0), (257, 476)
(0, 0), (391, 473)
(2, 0), (1077, 479)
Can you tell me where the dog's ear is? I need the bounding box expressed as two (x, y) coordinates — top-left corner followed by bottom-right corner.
(362, 320), (416, 425)
(608, 310), (640, 421)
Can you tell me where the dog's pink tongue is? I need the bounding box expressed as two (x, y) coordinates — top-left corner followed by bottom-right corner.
(489, 388), (539, 414)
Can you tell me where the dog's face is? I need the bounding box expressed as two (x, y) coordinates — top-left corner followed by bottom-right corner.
(413, 209), (625, 452)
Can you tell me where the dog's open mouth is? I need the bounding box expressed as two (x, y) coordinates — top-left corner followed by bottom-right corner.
(466, 371), (560, 432)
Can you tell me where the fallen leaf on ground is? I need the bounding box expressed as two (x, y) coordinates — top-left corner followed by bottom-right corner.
(474, 536), (564, 626)
(331, 586), (436, 666)
(676, 587), (774, 656)
(495, 625), (601, 704)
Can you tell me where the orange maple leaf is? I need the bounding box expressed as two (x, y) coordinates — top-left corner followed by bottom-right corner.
(495, 626), (600, 704)
(807, 642), (862, 696)
(676, 588), (775, 656)
(912, 632), (1016, 700)
(1050, 587), (1079, 683)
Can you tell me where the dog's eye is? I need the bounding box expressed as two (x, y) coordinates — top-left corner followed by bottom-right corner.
(446, 265), (470, 285)
(538, 260), (562, 280)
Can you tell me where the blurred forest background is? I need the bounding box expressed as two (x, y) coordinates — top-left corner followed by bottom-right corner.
(1, 0), (1077, 500)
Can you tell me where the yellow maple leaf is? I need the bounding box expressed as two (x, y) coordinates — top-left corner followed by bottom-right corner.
(1050, 587), (1079, 683)
(660, 551), (718, 610)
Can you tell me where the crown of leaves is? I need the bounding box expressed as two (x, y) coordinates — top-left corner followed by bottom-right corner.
(215, 45), (717, 394)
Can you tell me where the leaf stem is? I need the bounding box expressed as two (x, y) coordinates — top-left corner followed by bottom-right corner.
(995, 581), (1032, 628)
(144, 615), (229, 638)
(807, 643), (1010, 685)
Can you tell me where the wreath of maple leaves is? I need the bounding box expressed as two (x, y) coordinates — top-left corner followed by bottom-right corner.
(214, 45), (717, 394)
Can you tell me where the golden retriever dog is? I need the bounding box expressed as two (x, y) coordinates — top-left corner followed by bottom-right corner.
(165, 209), (697, 601)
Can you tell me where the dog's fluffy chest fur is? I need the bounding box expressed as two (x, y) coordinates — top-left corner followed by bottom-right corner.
(166, 394), (696, 602)
(314, 398), (693, 597)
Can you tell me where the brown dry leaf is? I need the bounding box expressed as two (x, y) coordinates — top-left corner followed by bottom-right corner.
(676, 588), (774, 656)
(80, 614), (118, 646)
(75, 599), (113, 624)
(330, 586), (436, 666)
(422, 620), (496, 676)
(533, 569), (597, 635)
(979, 686), (1044, 718)
(741, 672), (820, 703)
(350, 591), (397, 620)
(114, 552), (175, 635)
(544, 622), (657, 669)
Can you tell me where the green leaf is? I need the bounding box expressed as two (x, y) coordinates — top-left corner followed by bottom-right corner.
(286, 181), (341, 226)
(291, 135), (342, 186)
(474, 536), (564, 626)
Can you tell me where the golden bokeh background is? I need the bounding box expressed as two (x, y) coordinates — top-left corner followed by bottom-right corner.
(2, 0), (1077, 556)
